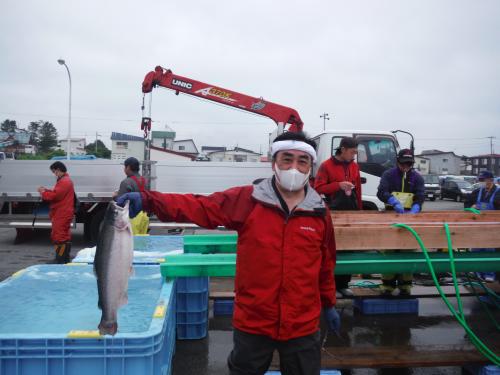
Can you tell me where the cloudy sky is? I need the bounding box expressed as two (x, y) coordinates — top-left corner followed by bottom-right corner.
(2, 0), (499, 156)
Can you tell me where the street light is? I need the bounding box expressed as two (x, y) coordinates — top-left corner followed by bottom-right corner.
(57, 59), (72, 160)
(320, 112), (330, 131)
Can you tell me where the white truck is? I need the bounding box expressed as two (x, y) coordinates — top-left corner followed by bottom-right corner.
(0, 66), (404, 242)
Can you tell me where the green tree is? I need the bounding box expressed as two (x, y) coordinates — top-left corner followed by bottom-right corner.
(85, 139), (111, 159)
(38, 122), (59, 154)
(1, 119), (17, 133)
(28, 121), (42, 148)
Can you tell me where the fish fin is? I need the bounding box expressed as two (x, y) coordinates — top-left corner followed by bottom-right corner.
(98, 320), (117, 336)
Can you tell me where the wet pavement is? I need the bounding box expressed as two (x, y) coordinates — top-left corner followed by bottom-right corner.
(1, 199), (498, 374)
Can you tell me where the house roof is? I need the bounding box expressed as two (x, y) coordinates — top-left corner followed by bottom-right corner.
(150, 145), (197, 160)
(420, 150), (460, 157)
(470, 154), (500, 158)
(207, 147), (261, 155)
(111, 132), (144, 142)
(152, 131), (176, 139)
(202, 146), (226, 152)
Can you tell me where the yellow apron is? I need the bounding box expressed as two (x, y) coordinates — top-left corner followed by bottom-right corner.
(130, 211), (149, 235)
(391, 172), (414, 209)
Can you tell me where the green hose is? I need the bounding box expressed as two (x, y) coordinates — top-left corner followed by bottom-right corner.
(393, 223), (500, 365)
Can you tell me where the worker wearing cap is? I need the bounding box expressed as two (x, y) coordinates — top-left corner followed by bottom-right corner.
(466, 170), (499, 282)
(377, 149), (425, 296)
(117, 132), (339, 375)
(113, 157), (149, 235)
(314, 137), (362, 298)
(37, 161), (75, 264)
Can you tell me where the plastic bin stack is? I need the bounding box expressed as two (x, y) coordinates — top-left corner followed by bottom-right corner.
(175, 277), (209, 339)
(214, 299), (234, 316)
(266, 371), (341, 375)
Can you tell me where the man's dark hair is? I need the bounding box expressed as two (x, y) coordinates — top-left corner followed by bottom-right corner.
(335, 137), (358, 156)
(124, 157), (140, 172)
(273, 131), (316, 149)
(50, 161), (67, 173)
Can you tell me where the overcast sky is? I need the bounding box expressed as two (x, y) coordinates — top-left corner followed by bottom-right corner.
(2, 0), (499, 156)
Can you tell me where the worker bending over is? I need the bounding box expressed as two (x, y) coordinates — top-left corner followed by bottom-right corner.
(118, 132), (340, 375)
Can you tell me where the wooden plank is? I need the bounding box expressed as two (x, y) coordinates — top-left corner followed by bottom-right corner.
(334, 224), (500, 250)
(332, 210), (500, 225)
(270, 345), (492, 368)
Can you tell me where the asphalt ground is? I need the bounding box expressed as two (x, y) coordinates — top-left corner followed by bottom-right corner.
(1, 199), (497, 375)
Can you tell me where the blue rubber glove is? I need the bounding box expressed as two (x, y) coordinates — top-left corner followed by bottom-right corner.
(116, 192), (142, 218)
(323, 307), (341, 334)
(410, 203), (421, 214)
(388, 196), (405, 214)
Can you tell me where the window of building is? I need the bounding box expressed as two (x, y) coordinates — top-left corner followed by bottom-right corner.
(420, 160), (427, 164)
(178, 145), (185, 151)
(473, 159), (479, 165)
(116, 141), (128, 149)
(482, 158), (488, 164)
(442, 158), (448, 163)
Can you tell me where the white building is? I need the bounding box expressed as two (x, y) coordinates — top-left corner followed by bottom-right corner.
(58, 138), (86, 155)
(110, 132), (145, 161)
(150, 146), (197, 161)
(414, 156), (430, 175)
(172, 139), (198, 155)
(151, 130), (176, 150)
(207, 147), (261, 162)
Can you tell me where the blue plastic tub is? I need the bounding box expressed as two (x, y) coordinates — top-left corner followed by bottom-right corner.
(176, 291), (209, 312)
(213, 299), (234, 316)
(353, 298), (419, 315)
(0, 264), (176, 375)
(176, 320), (208, 340)
(176, 309), (208, 324)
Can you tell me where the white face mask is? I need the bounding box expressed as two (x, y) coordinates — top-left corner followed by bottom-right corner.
(275, 167), (310, 192)
(479, 181), (487, 189)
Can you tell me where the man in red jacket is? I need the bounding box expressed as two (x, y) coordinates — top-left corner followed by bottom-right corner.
(314, 137), (362, 298)
(38, 161), (75, 264)
(118, 132), (340, 375)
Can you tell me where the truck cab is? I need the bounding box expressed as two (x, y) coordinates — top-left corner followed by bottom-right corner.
(312, 130), (400, 211)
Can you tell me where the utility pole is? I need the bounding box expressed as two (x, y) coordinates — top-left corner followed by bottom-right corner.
(320, 113), (330, 131)
(95, 132), (101, 154)
(486, 136), (496, 155)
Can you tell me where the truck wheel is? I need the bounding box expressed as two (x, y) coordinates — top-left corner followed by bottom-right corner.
(430, 197), (436, 201)
(89, 209), (106, 246)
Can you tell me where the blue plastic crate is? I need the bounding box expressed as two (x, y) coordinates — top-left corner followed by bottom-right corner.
(176, 290), (209, 312)
(176, 309), (208, 324)
(175, 276), (209, 293)
(266, 371), (341, 375)
(0, 265), (176, 375)
(214, 299), (234, 316)
(176, 320), (208, 340)
(353, 298), (418, 315)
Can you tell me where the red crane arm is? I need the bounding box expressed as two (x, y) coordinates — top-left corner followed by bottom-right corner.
(142, 66), (303, 132)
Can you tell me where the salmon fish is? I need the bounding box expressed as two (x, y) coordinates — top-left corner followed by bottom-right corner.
(94, 201), (134, 335)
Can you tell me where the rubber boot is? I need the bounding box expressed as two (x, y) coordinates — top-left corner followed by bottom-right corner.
(62, 242), (72, 264)
(398, 275), (413, 297)
(380, 274), (397, 297)
(47, 243), (65, 264)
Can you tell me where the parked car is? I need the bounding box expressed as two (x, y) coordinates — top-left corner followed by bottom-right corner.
(440, 179), (474, 202)
(422, 174), (440, 201)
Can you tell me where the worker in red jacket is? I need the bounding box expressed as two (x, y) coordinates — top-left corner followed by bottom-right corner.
(118, 132), (340, 375)
(314, 137), (362, 298)
(37, 161), (75, 264)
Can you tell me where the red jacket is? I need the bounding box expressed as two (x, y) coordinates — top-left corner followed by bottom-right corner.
(41, 173), (75, 220)
(142, 178), (336, 341)
(314, 157), (362, 210)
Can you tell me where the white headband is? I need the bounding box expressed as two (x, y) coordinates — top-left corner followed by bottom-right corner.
(271, 140), (317, 163)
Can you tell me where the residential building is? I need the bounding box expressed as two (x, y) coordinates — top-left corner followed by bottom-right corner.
(202, 146), (226, 154)
(469, 154), (500, 176)
(110, 132), (145, 161)
(150, 145), (197, 161)
(0, 131), (34, 155)
(58, 138), (86, 156)
(172, 139), (198, 155)
(151, 130), (176, 150)
(419, 150), (462, 175)
(207, 147), (261, 162)
(414, 155), (430, 175)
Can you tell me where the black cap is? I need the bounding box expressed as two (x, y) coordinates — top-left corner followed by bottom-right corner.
(397, 149), (414, 164)
(124, 157), (140, 172)
(478, 170), (494, 180)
